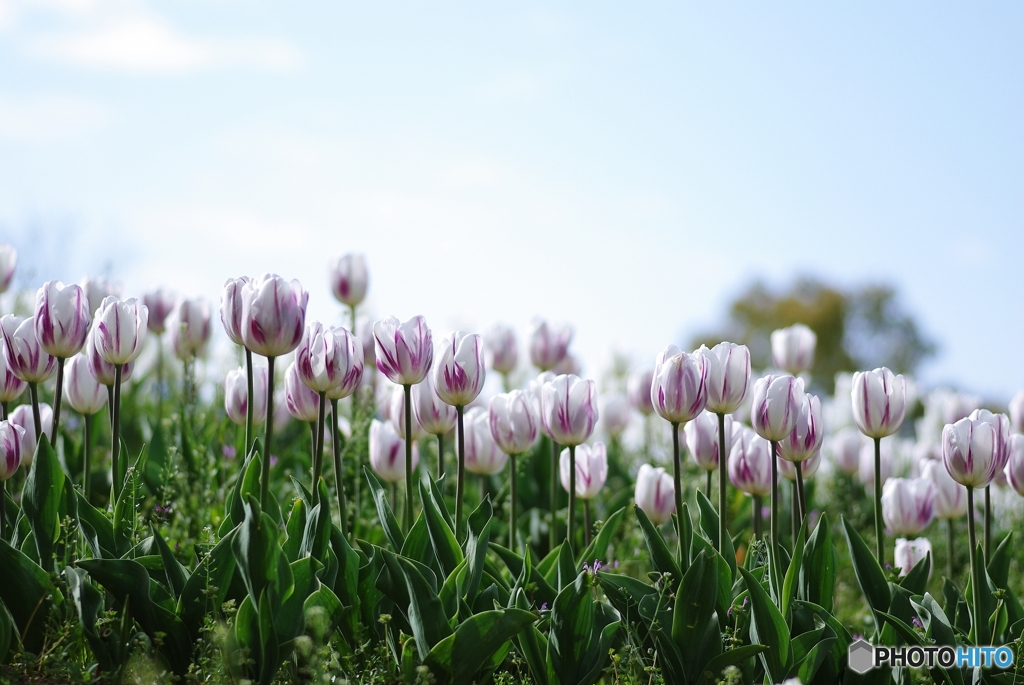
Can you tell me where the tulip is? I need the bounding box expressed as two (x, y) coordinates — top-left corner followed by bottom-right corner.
(10, 403), (52, 467)
(527, 370), (557, 546)
(770, 323), (816, 375)
(221, 276), (253, 449)
(465, 407), (507, 476)
(488, 389), (538, 550)
(0, 419), (25, 535)
(684, 410), (732, 481)
(627, 368), (655, 416)
(541, 373), (598, 545)
(777, 393), (823, 529)
(967, 409), (1010, 561)
(0, 335), (27, 417)
(1006, 435), (1024, 497)
(414, 372), (458, 471)
(484, 323), (518, 379)
(729, 427), (772, 497)
(528, 319), (572, 372)
(779, 449), (821, 482)
(81, 277), (120, 316)
(285, 361), (320, 424)
(829, 427), (866, 476)
(894, 537), (932, 579)
(86, 334), (133, 388)
(143, 288), (177, 335)
(320, 326), (364, 536)
(1009, 391), (1024, 435)
(369, 418), (419, 486)
(168, 297), (211, 362)
(240, 274), (307, 507)
(2, 314), (56, 456)
(35, 280), (90, 360)
(329, 253), (369, 316)
(225, 366), (268, 428)
(64, 354), (106, 497)
(560, 442), (607, 546)
(553, 352), (582, 377)
(881, 477), (935, 537)
(0, 245), (16, 294)
(635, 463), (675, 525)
(600, 393), (631, 439)
(922, 458), (967, 579)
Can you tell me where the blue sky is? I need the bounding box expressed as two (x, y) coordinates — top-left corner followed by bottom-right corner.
(1, 1), (1022, 400)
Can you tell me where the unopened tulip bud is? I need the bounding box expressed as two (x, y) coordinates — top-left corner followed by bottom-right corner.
(600, 393), (631, 438)
(779, 449), (821, 482)
(2, 315), (56, 383)
(64, 355), (106, 416)
(968, 409), (1011, 474)
(0, 420), (25, 480)
(635, 463), (675, 524)
(627, 369), (655, 416)
(778, 394), (823, 463)
(81, 277), (120, 317)
(324, 328), (364, 401)
(541, 374), (598, 446)
(169, 297), (211, 361)
(413, 372), (457, 436)
(10, 403), (52, 465)
(894, 537), (932, 578)
(35, 281), (90, 358)
(0, 245), (16, 294)
(750, 374), (805, 442)
(0, 335), (26, 403)
(771, 323), (816, 375)
(882, 477), (935, 536)
(728, 427), (772, 497)
(685, 410), (732, 471)
(489, 390), (539, 455)
(528, 318), (572, 372)
(434, 332), (486, 407)
(285, 361), (320, 423)
(143, 288), (177, 335)
(241, 275), (307, 358)
(699, 342), (751, 414)
(369, 419), (418, 483)
(484, 323), (518, 376)
(1005, 435), (1024, 497)
(373, 315), (433, 386)
(219, 277), (250, 347)
(829, 427), (866, 476)
(329, 253), (369, 308)
(651, 345), (708, 425)
(465, 407), (507, 475)
(921, 459), (967, 519)
(560, 442), (608, 499)
(852, 368), (908, 439)
(225, 366), (268, 427)
(942, 417), (999, 488)
(93, 297), (148, 366)
(297, 322), (363, 396)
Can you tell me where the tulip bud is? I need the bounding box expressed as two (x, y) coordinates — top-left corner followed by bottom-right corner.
(10, 403), (52, 465)
(651, 345), (708, 425)
(465, 407), (507, 476)
(778, 394), (824, 463)
(369, 418), (418, 483)
(599, 393), (631, 439)
(829, 427), (866, 476)
(143, 288), (177, 335)
(635, 463), (675, 524)
(921, 459), (967, 519)
(851, 367), (908, 439)
(413, 372), (457, 436)
(64, 354), (106, 416)
(894, 537), (932, 578)
(92, 297), (148, 366)
(881, 477), (935, 536)
(489, 390), (539, 455)
(1, 315), (56, 383)
(770, 323), (816, 375)
(225, 366), (268, 427)
(85, 333), (133, 387)
(0, 245), (16, 294)
(528, 319), (572, 372)
(373, 315), (433, 386)
(285, 361), (320, 423)
(0, 336), (26, 403)
(750, 374), (805, 442)
(81, 277), (121, 317)
(627, 369), (655, 416)
(728, 427), (772, 497)
(1009, 390), (1024, 435)
(329, 253), (369, 307)
(1005, 434), (1024, 497)
(169, 297), (211, 361)
(241, 275), (307, 358)
(942, 417), (999, 488)
(297, 322), (363, 396)
(699, 342), (751, 414)
(219, 277), (250, 346)
(779, 450), (821, 482)
(324, 328), (363, 401)
(541, 374), (598, 446)
(968, 409), (1011, 474)
(684, 410), (733, 472)
(389, 384), (426, 441)
(560, 442), (608, 499)
(0, 420), (25, 480)
(484, 323), (518, 376)
(434, 331), (486, 407)
(35, 281), (90, 359)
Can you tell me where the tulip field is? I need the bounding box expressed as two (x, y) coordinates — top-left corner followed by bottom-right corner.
(2, 245), (1024, 685)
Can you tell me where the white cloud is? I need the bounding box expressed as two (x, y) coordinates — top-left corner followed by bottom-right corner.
(0, 93), (108, 142)
(30, 14), (303, 73)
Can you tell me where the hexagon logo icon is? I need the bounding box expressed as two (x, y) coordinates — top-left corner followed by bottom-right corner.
(848, 639), (875, 674)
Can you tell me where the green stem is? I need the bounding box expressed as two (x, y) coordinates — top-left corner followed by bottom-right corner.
(791, 480), (798, 549)
(314, 391), (326, 504)
(437, 433), (444, 478)
(753, 495), (762, 540)
(509, 453), (518, 551)
(261, 356), (276, 509)
(111, 365), (122, 501)
(404, 385), (414, 532)
(52, 357), (65, 438)
(1, 400), (6, 421)
(706, 470), (712, 499)
(157, 333), (164, 420)
(672, 422), (683, 557)
(244, 348), (253, 457)
(83, 413), (92, 500)
(549, 436), (558, 551)
(874, 437), (883, 564)
(947, 517), (955, 581)
(1, 480), (5, 541)
(717, 412), (728, 553)
(29, 382), (41, 442)
(456, 404), (466, 540)
(967, 486), (981, 642)
(349, 304), (357, 335)
(568, 444), (577, 547)
(795, 459), (807, 539)
(770, 440), (781, 594)
(331, 398), (348, 538)
(584, 498), (591, 548)
(984, 485), (991, 564)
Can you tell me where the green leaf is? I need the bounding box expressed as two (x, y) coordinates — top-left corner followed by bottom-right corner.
(150, 524), (189, 600)
(420, 482), (463, 579)
(694, 644), (767, 685)
(275, 556), (320, 642)
(840, 516), (891, 626)
(112, 465), (139, 557)
(226, 443), (261, 531)
(257, 589), (281, 685)
(65, 566), (116, 673)
(76, 490), (115, 558)
(232, 494), (282, 607)
(21, 435), (64, 568)
(489, 543), (557, 607)
(177, 528), (237, 640)
(557, 539), (577, 592)
(398, 555), (453, 661)
(0, 538), (62, 654)
(800, 513), (837, 613)
(576, 505), (626, 568)
(463, 496), (492, 605)
(794, 633), (836, 684)
(0, 599), (9, 665)
(912, 594), (964, 685)
(696, 490), (736, 581)
(141, 419), (168, 497)
(898, 551), (931, 595)
(988, 532), (1012, 589)
(782, 517), (807, 619)
(634, 504), (681, 585)
(672, 549), (720, 677)
(365, 467), (405, 552)
(424, 608), (536, 685)
(739, 566), (791, 683)
(877, 610), (923, 646)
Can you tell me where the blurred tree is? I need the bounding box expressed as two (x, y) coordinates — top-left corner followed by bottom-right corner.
(690, 277), (936, 393)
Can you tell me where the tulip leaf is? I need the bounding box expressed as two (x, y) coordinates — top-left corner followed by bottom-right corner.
(257, 589), (281, 685)
(76, 490), (116, 558)
(232, 494), (281, 608)
(634, 504), (681, 587)
(782, 517), (807, 620)
(840, 516), (891, 630)
(694, 644), (767, 685)
(739, 567), (791, 683)
(419, 482), (463, 579)
(282, 498), (306, 562)
(489, 543), (557, 607)
(577, 505), (626, 568)
(21, 434), (64, 569)
(364, 467), (405, 552)
(463, 496), (492, 605)
(150, 524), (189, 601)
(800, 513), (837, 613)
(0, 538), (63, 654)
(557, 539), (577, 592)
(988, 532), (1012, 589)
(275, 556), (321, 642)
(898, 552), (931, 595)
(177, 528), (237, 640)
(397, 555), (453, 661)
(696, 491), (736, 581)
(424, 608), (536, 685)
(672, 549), (721, 677)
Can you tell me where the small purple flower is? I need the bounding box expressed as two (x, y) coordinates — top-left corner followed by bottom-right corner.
(593, 559), (603, 572)
(540, 602), (549, 611)
(270, 454), (279, 468)
(742, 596), (749, 608)
(613, 560), (619, 569)
(884, 562), (892, 570)
(582, 562), (590, 573)
(912, 616), (923, 629)
(223, 444), (237, 459)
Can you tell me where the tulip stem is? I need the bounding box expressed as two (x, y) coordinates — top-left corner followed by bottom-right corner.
(28, 382), (41, 442)
(753, 495), (762, 540)
(794, 460), (807, 540)
(330, 398), (348, 538)
(717, 412), (728, 553)
(261, 356), (276, 509)
(83, 413), (92, 500)
(549, 437), (558, 551)
(404, 385), (414, 532)
(966, 485), (981, 642)
(0, 480), (4, 539)
(873, 437), (883, 564)
(1, 401), (6, 421)
(770, 440), (781, 595)
(568, 444), (577, 547)
(790, 481), (798, 550)
(52, 357), (65, 438)
(437, 434), (445, 478)
(456, 404), (465, 540)
(348, 304), (357, 335)
(509, 453), (518, 552)
(672, 422), (685, 561)
(244, 348), (254, 457)
(705, 471), (712, 499)
(984, 486), (991, 564)
(111, 365), (123, 501)
(308, 420), (318, 487)
(479, 476), (486, 503)
(314, 391), (326, 505)
(156, 333), (164, 420)
(583, 498), (591, 548)
(106, 385), (114, 427)
(946, 517), (955, 581)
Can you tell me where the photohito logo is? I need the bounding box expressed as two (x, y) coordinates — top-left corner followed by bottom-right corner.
(848, 639), (1014, 673)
